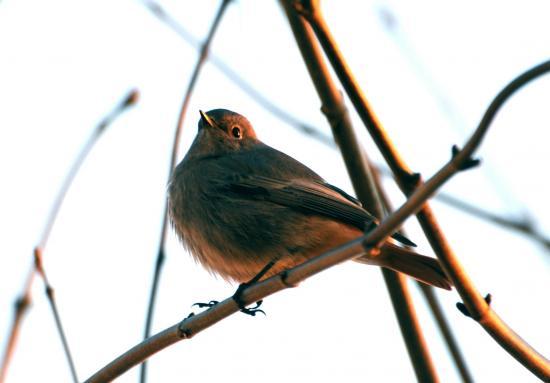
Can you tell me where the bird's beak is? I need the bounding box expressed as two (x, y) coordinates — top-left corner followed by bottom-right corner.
(199, 110), (215, 129)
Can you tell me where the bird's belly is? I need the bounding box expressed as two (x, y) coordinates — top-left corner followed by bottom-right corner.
(184, 205), (363, 282)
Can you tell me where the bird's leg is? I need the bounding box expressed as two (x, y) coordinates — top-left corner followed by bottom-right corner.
(190, 258), (277, 316)
(232, 258), (279, 316)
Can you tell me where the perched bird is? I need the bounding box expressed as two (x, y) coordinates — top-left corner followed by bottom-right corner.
(168, 109), (452, 291)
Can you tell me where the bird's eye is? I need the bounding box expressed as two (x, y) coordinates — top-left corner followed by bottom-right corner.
(231, 126), (242, 139)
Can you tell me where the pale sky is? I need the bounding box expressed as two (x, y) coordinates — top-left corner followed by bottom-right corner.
(0, 1), (549, 382)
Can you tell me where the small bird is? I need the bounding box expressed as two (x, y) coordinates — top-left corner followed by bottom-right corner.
(168, 109), (452, 291)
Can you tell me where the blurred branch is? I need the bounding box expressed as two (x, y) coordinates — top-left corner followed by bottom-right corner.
(294, 0), (550, 379)
(0, 90), (139, 383)
(435, 193), (550, 251)
(139, 0), (333, 146)
(280, 2), (439, 381)
(83, 87), (516, 380)
(375, 4), (523, 211)
(375, 165), (550, 251)
(139, 1), (232, 382)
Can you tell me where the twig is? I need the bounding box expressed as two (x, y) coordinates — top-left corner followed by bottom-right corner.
(280, 2), (440, 381)
(34, 248), (79, 383)
(139, 1), (232, 382)
(434, 193), (550, 250)
(0, 90), (139, 383)
(295, 0), (550, 378)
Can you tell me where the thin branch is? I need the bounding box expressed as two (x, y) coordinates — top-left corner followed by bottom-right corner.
(419, 284), (474, 383)
(139, 1), (232, 382)
(296, 0), (550, 378)
(0, 90), (139, 383)
(33, 248), (79, 383)
(434, 193), (550, 250)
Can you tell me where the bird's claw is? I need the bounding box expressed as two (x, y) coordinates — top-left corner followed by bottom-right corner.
(192, 300), (219, 309)
(233, 283), (266, 316)
(238, 300), (265, 316)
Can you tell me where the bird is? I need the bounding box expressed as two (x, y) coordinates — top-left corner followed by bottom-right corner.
(168, 109), (452, 294)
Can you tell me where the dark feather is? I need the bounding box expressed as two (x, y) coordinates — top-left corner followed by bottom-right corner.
(216, 174), (416, 247)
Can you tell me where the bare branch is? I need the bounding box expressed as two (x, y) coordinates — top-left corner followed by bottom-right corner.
(294, 0), (550, 378)
(0, 90), (139, 383)
(139, 1), (232, 382)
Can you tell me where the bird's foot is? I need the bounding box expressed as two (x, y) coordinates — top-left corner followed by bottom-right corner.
(230, 258), (280, 316)
(232, 282), (265, 316)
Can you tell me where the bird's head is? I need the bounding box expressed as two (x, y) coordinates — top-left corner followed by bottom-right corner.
(188, 109), (260, 158)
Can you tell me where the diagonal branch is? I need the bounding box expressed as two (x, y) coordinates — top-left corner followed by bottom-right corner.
(0, 90), (139, 383)
(139, 1), (232, 382)
(83, 87), (521, 381)
(294, 0), (550, 378)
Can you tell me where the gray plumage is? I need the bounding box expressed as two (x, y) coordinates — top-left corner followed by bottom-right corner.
(168, 109), (451, 290)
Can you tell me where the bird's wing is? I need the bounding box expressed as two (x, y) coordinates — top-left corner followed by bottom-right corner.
(214, 174), (415, 247)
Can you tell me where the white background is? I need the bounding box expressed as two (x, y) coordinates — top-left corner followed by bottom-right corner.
(0, 1), (549, 382)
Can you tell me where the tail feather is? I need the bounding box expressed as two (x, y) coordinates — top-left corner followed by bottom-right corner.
(356, 243), (452, 290)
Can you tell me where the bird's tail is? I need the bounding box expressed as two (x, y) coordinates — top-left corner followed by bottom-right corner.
(356, 243), (452, 290)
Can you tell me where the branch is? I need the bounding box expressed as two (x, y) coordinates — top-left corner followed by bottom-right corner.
(280, 2), (439, 381)
(139, 1), (232, 382)
(434, 193), (550, 251)
(373, 169), (474, 383)
(294, 0), (550, 379)
(0, 90), (138, 383)
(84, 85), (527, 380)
